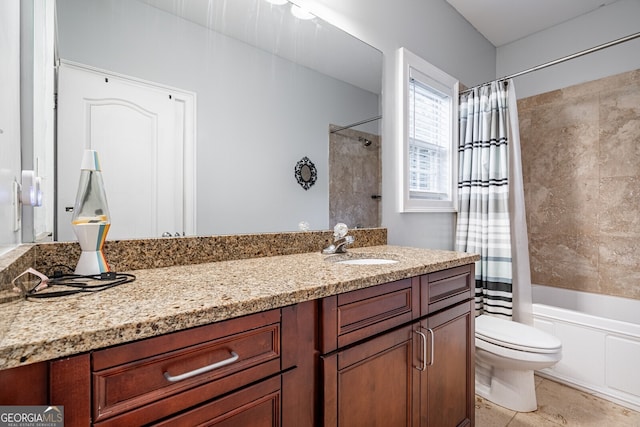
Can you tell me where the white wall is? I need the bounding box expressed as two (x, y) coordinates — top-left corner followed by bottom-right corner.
(0, 1), (22, 253)
(56, 0), (380, 235)
(497, 0), (640, 99)
(302, 0), (496, 249)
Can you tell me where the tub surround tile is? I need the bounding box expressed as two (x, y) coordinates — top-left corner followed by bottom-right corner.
(532, 261), (601, 295)
(569, 69), (640, 99)
(598, 177), (640, 236)
(529, 232), (601, 294)
(525, 179), (600, 236)
(0, 243), (478, 370)
(529, 232), (599, 270)
(599, 261), (640, 300)
(599, 236), (640, 267)
(523, 97), (600, 182)
(599, 87), (640, 178)
(519, 68), (640, 302)
(517, 89), (563, 111)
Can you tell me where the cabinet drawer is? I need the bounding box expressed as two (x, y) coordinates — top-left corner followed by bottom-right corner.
(421, 265), (474, 315)
(321, 278), (418, 353)
(92, 310), (281, 425)
(152, 375), (282, 427)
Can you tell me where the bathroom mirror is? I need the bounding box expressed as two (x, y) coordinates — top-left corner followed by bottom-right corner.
(41, 0), (382, 241)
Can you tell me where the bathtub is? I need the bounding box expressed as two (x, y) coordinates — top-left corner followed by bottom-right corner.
(532, 284), (640, 412)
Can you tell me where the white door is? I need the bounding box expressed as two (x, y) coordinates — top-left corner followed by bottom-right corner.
(56, 62), (196, 241)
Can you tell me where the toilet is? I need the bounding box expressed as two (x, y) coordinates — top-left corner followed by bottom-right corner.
(475, 314), (562, 412)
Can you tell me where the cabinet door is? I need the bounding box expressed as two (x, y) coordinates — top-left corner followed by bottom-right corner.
(322, 323), (419, 427)
(419, 301), (474, 427)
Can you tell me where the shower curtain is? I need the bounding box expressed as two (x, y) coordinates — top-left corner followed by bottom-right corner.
(456, 80), (533, 324)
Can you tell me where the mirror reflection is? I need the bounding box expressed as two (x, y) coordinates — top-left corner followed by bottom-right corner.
(46, 0), (383, 241)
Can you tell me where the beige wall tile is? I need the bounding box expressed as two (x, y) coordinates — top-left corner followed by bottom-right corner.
(599, 177), (640, 236)
(525, 179), (599, 236)
(518, 68), (639, 301)
(526, 103), (599, 186)
(599, 86), (640, 178)
(517, 89), (563, 111)
(599, 263), (640, 299)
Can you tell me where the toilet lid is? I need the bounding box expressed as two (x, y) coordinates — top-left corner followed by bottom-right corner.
(475, 315), (562, 353)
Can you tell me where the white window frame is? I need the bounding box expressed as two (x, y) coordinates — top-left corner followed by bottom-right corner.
(397, 47), (459, 213)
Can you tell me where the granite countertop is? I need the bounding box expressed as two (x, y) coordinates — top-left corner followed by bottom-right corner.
(0, 245), (478, 370)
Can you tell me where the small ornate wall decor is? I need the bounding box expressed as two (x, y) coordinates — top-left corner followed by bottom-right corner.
(294, 156), (317, 190)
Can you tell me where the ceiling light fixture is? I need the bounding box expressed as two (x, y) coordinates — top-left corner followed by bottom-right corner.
(264, 0), (288, 5)
(290, 4), (315, 20)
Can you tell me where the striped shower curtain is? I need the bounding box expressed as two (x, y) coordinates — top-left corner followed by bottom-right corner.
(456, 81), (513, 319)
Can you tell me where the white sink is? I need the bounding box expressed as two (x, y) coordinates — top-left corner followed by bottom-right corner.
(337, 258), (398, 265)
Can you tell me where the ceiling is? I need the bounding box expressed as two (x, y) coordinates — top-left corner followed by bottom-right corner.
(446, 0), (620, 46)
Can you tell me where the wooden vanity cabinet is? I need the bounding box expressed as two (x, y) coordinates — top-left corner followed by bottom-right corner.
(1, 264), (474, 427)
(321, 265), (475, 427)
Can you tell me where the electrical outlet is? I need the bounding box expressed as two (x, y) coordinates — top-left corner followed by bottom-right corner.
(13, 180), (21, 232)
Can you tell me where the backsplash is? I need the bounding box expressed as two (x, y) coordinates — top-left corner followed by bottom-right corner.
(0, 228), (387, 293)
(518, 68), (640, 300)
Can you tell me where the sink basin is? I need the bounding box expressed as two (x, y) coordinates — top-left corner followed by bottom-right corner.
(336, 258), (398, 265)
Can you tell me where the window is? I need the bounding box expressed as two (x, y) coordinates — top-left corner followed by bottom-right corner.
(398, 48), (458, 212)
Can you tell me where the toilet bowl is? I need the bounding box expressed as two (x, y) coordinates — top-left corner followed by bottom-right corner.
(475, 314), (562, 412)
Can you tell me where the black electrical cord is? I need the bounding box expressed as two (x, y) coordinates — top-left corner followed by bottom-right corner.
(25, 272), (136, 299)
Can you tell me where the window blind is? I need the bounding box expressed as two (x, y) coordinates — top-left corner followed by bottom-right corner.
(408, 74), (451, 200)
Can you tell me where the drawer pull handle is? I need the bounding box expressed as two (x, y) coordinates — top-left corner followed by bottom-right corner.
(414, 330), (427, 371)
(163, 351), (239, 382)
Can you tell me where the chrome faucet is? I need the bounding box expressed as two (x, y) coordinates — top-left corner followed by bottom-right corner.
(322, 223), (354, 254)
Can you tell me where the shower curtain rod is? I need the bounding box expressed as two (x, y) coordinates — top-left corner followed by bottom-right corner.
(330, 115), (382, 133)
(460, 31), (640, 95)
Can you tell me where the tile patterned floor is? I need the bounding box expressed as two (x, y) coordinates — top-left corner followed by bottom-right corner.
(476, 377), (640, 426)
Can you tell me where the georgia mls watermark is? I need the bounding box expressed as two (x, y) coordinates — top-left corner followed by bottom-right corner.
(0, 406), (63, 427)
